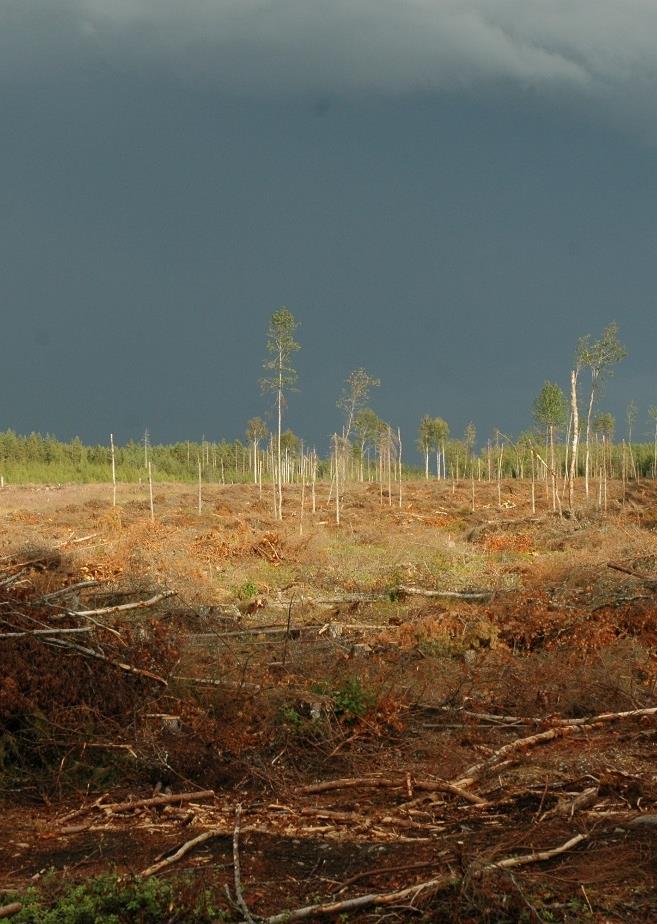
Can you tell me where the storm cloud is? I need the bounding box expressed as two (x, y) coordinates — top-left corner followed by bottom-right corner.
(4, 0), (657, 102)
(2, 1), (657, 446)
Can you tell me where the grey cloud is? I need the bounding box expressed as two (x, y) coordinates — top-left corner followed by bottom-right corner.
(4, 2), (657, 108)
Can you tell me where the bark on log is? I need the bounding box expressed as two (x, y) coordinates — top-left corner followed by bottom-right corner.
(43, 637), (168, 685)
(142, 829), (222, 877)
(264, 830), (588, 922)
(482, 832), (588, 872)
(0, 626), (94, 639)
(101, 790), (215, 815)
(607, 562), (657, 585)
(54, 590), (176, 620)
(40, 580), (101, 601)
(265, 874), (458, 923)
(300, 777), (485, 804)
(397, 585), (493, 601)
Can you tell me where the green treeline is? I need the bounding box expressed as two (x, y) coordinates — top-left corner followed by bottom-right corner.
(0, 428), (655, 486)
(0, 431), (255, 485)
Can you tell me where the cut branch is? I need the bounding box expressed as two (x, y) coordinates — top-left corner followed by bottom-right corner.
(265, 831), (589, 923)
(40, 580), (101, 601)
(607, 562), (657, 586)
(265, 874), (458, 923)
(233, 805), (257, 924)
(0, 626), (95, 639)
(142, 829), (222, 877)
(300, 776), (485, 804)
(55, 590), (176, 620)
(482, 832), (588, 872)
(397, 585), (493, 601)
(43, 637), (168, 685)
(99, 790), (215, 815)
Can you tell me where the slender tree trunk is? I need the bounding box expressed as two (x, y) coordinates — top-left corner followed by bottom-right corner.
(603, 436), (608, 512)
(110, 433), (116, 508)
(568, 369), (579, 513)
(386, 428), (392, 507)
(563, 411), (571, 494)
(300, 453), (306, 535)
(333, 434), (340, 526)
(584, 378), (596, 498)
(277, 349), (283, 520)
(148, 460), (154, 523)
(549, 425), (556, 512)
(398, 427), (403, 509)
(597, 438), (603, 510)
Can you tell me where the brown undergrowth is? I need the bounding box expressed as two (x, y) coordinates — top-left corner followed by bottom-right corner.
(1, 480), (657, 920)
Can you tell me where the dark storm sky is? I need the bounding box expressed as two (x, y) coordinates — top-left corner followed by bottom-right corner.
(2, 1), (657, 452)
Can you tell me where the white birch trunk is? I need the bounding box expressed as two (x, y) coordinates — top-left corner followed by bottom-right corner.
(110, 433), (116, 508)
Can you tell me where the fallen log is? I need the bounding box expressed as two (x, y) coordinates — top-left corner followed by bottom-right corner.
(398, 585), (493, 601)
(300, 776), (485, 805)
(300, 777), (400, 795)
(482, 832), (588, 872)
(0, 903), (22, 919)
(0, 626), (95, 639)
(0, 568), (31, 588)
(454, 706), (657, 786)
(53, 590), (176, 620)
(174, 675), (261, 691)
(556, 705), (657, 727)
(40, 580), (101, 601)
(142, 828), (223, 877)
(607, 562), (657, 586)
(262, 586), (494, 609)
(99, 790), (215, 815)
(265, 874), (458, 923)
(455, 726), (587, 785)
(44, 637), (168, 685)
(420, 704), (657, 731)
(264, 830), (588, 923)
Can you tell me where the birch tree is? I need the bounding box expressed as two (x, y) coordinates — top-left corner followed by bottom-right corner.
(261, 308), (300, 520)
(418, 415), (433, 480)
(431, 418), (449, 478)
(626, 400), (638, 480)
(246, 417), (268, 484)
(649, 406), (657, 478)
(354, 408), (383, 481)
(533, 381), (567, 511)
(338, 368), (380, 441)
(577, 322), (626, 498)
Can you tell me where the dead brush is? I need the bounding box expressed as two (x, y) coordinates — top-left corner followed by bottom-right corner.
(0, 569), (242, 793)
(468, 639), (655, 718)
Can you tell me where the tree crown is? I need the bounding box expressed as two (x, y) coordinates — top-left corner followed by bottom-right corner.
(533, 381), (567, 430)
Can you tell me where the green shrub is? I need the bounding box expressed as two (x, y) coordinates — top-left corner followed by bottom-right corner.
(235, 581), (258, 601)
(4, 874), (225, 924)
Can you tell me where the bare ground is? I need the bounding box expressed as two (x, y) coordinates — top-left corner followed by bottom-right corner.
(1, 477), (657, 921)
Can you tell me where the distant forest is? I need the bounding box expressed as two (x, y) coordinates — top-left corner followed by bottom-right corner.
(2, 316), (654, 503)
(0, 425), (654, 488)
